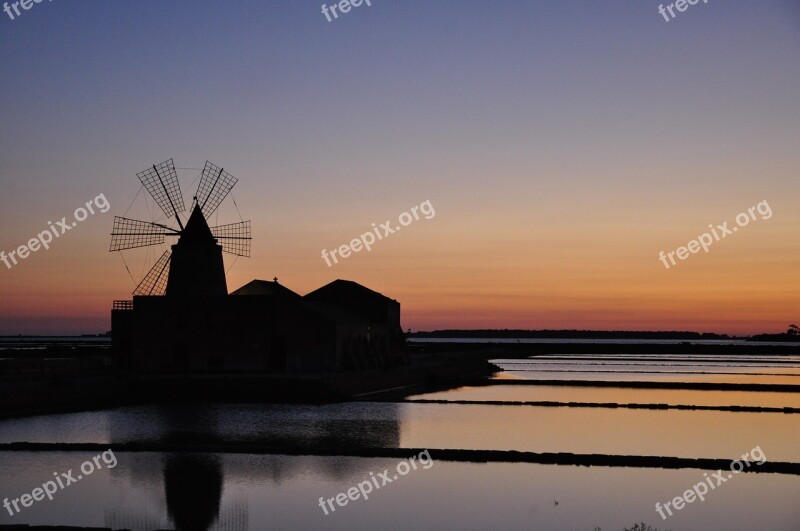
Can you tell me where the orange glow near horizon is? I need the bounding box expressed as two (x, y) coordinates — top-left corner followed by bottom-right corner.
(1, 188), (797, 336)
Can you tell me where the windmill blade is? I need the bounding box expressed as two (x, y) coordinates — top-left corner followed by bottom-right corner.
(196, 161), (238, 217)
(110, 216), (179, 252)
(136, 158), (186, 227)
(211, 220), (252, 257)
(133, 249), (171, 296)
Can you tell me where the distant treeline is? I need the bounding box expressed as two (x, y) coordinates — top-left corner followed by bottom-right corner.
(409, 329), (734, 339)
(748, 333), (800, 343)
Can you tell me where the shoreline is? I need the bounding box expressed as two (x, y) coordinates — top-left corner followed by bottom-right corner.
(0, 344), (502, 419)
(1, 340), (798, 419)
(2, 442), (799, 475)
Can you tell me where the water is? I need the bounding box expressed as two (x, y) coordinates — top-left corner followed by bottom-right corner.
(0, 402), (796, 461)
(409, 337), (800, 347)
(1, 352), (799, 530)
(1, 453), (798, 530)
(489, 354), (800, 384)
(409, 384), (800, 409)
(0, 336), (110, 351)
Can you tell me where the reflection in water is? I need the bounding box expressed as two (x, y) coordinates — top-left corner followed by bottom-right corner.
(100, 402), (403, 530)
(2, 452), (798, 530)
(102, 405), (248, 531)
(155, 409), (249, 531)
(3, 357), (796, 529)
(164, 454), (225, 531)
(103, 402), (402, 452)
(101, 451), (249, 530)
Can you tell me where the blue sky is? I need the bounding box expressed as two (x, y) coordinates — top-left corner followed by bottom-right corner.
(1, 1), (799, 334)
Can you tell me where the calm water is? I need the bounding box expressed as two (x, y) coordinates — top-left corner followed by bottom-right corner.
(0, 336), (110, 350)
(409, 384), (800, 409)
(1, 353), (799, 530)
(490, 354), (800, 384)
(0, 402), (797, 461)
(1, 452), (798, 530)
(409, 337), (800, 347)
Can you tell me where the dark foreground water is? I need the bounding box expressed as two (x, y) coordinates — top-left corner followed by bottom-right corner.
(1, 452), (798, 530)
(1, 353), (799, 530)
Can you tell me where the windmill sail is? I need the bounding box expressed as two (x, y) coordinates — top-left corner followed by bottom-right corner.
(196, 161), (238, 217)
(112, 158), (251, 297)
(133, 250), (171, 296)
(110, 216), (179, 252)
(136, 158), (186, 226)
(211, 220), (252, 257)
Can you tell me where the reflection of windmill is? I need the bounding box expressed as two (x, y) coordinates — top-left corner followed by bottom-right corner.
(110, 159), (251, 297)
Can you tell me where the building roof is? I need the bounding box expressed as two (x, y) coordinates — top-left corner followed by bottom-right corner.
(304, 279), (398, 325)
(181, 204), (217, 245)
(230, 279), (302, 299)
(304, 279), (396, 302)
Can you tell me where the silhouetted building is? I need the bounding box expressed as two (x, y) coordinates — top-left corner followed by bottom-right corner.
(111, 205), (405, 373)
(113, 276), (405, 374)
(305, 280), (405, 369)
(110, 159), (406, 375)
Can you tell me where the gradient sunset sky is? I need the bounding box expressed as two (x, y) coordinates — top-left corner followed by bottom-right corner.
(1, 0), (798, 335)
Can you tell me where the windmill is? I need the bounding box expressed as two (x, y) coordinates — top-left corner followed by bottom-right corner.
(110, 158), (251, 297)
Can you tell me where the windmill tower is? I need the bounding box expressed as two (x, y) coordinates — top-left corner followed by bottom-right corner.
(110, 159), (251, 297)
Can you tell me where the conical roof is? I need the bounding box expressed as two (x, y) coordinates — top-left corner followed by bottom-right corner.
(179, 205), (216, 245)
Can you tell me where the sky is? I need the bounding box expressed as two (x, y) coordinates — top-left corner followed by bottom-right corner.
(0, 0), (798, 335)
